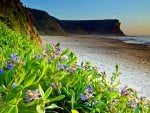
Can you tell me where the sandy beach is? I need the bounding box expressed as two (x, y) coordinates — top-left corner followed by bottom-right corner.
(42, 35), (150, 99)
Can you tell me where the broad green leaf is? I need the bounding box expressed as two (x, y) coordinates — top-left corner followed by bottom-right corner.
(46, 95), (65, 104)
(61, 48), (69, 56)
(45, 103), (63, 109)
(24, 74), (36, 88)
(134, 107), (140, 113)
(71, 90), (75, 109)
(22, 100), (38, 107)
(36, 104), (44, 113)
(38, 84), (44, 97)
(68, 57), (77, 66)
(7, 105), (18, 113)
(7, 98), (17, 104)
(44, 87), (52, 99)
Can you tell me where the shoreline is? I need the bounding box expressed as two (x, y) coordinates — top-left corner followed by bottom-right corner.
(42, 35), (150, 99)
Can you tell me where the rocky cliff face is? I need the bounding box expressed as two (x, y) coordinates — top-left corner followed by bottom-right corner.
(29, 8), (125, 36)
(28, 8), (65, 36)
(0, 0), (41, 46)
(59, 20), (125, 35)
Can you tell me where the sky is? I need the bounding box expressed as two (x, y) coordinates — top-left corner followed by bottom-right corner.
(21, 0), (150, 36)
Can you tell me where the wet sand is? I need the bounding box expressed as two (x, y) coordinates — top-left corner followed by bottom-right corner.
(42, 35), (150, 98)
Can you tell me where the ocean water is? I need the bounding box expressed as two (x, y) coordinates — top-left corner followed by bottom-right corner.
(109, 36), (150, 46)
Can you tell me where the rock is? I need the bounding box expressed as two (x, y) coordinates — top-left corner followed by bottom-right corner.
(29, 8), (125, 36)
(59, 19), (125, 36)
(28, 8), (66, 36)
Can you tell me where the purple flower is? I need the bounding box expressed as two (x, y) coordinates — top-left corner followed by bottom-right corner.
(12, 83), (18, 88)
(7, 62), (14, 69)
(0, 69), (4, 75)
(86, 85), (93, 93)
(121, 85), (131, 96)
(11, 54), (18, 62)
(140, 96), (146, 100)
(50, 83), (56, 88)
(85, 102), (90, 106)
(80, 94), (87, 101)
(66, 68), (75, 72)
(35, 54), (42, 60)
(26, 90), (40, 102)
(61, 64), (67, 69)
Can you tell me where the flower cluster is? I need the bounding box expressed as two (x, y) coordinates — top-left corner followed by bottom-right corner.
(120, 85), (131, 96)
(26, 90), (40, 102)
(80, 85), (95, 104)
(11, 54), (18, 62)
(35, 54), (42, 60)
(7, 61), (14, 69)
(50, 82), (62, 94)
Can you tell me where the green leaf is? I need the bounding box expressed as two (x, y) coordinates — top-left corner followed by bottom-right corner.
(134, 107), (140, 113)
(7, 105), (18, 113)
(45, 103), (63, 109)
(44, 87), (52, 99)
(71, 90), (75, 109)
(46, 95), (65, 104)
(67, 57), (77, 66)
(22, 100), (38, 107)
(7, 98), (17, 104)
(38, 84), (44, 97)
(36, 104), (44, 113)
(24, 74), (36, 88)
(61, 48), (69, 56)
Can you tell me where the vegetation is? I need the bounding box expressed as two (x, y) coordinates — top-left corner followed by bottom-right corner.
(0, 0), (41, 46)
(0, 21), (150, 113)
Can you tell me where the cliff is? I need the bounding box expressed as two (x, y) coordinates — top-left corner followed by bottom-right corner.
(59, 20), (125, 35)
(29, 8), (125, 36)
(28, 8), (65, 35)
(0, 0), (42, 46)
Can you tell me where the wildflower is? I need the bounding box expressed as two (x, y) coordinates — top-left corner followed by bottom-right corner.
(0, 69), (3, 75)
(26, 90), (40, 102)
(12, 83), (18, 88)
(86, 85), (93, 93)
(140, 96), (146, 101)
(80, 94), (87, 101)
(35, 54), (42, 60)
(57, 63), (67, 70)
(93, 100), (98, 105)
(54, 47), (61, 55)
(7, 62), (14, 69)
(66, 68), (75, 72)
(11, 54), (18, 62)
(61, 64), (67, 69)
(121, 85), (131, 96)
(85, 101), (91, 106)
(50, 83), (56, 88)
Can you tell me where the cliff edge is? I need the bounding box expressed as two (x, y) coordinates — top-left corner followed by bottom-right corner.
(29, 8), (125, 36)
(0, 0), (42, 46)
(59, 20), (125, 35)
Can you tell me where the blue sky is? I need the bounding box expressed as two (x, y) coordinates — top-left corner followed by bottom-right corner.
(21, 0), (150, 35)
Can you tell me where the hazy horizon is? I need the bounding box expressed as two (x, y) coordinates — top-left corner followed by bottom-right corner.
(21, 0), (150, 36)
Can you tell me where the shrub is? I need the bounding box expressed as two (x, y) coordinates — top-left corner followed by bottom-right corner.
(0, 21), (150, 113)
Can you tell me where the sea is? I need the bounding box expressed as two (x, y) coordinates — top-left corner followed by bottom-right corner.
(108, 36), (150, 46)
